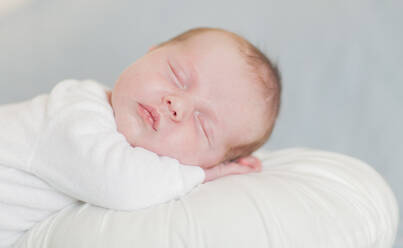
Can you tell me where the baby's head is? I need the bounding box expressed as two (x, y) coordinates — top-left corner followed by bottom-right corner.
(110, 27), (281, 168)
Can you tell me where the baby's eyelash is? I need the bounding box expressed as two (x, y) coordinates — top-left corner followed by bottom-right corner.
(195, 112), (209, 141)
(168, 62), (186, 89)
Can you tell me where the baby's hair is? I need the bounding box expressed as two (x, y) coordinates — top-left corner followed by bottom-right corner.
(153, 27), (282, 163)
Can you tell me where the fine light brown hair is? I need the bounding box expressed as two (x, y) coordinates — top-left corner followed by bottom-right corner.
(153, 27), (282, 163)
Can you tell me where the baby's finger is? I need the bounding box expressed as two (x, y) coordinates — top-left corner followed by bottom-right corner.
(225, 162), (260, 175)
(237, 156), (262, 168)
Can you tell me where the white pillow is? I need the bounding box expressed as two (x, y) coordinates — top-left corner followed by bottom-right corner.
(14, 148), (398, 248)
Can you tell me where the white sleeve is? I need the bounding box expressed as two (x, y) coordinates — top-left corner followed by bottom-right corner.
(27, 79), (205, 210)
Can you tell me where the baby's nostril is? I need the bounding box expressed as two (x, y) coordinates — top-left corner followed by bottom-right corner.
(173, 111), (177, 116)
(167, 100), (171, 104)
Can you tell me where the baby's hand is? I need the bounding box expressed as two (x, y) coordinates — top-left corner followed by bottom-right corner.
(203, 156), (262, 183)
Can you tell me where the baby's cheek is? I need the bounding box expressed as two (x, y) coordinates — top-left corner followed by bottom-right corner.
(115, 115), (136, 146)
(165, 125), (198, 147)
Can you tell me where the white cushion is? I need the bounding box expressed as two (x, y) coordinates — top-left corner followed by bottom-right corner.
(14, 148), (399, 248)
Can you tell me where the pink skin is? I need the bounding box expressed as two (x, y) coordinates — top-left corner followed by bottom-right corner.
(108, 32), (266, 182)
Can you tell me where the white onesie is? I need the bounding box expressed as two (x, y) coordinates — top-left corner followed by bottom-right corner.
(0, 79), (205, 247)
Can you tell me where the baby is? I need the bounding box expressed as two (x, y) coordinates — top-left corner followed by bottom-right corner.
(0, 27), (281, 247)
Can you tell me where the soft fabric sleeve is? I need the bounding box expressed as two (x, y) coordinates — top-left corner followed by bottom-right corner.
(27, 79), (205, 210)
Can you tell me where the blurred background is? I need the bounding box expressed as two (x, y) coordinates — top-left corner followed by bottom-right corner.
(0, 0), (401, 246)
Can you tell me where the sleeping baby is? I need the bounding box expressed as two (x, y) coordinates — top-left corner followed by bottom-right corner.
(0, 27), (281, 247)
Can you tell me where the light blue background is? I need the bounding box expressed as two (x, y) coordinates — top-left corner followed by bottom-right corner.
(1, 0), (401, 246)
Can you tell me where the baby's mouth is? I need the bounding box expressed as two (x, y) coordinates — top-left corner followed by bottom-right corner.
(137, 103), (160, 131)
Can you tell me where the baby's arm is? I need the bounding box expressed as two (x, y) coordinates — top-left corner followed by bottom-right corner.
(27, 80), (204, 211)
(28, 119), (205, 210)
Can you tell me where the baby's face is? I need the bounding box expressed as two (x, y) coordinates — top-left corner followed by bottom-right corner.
(111, 32), (267, 168)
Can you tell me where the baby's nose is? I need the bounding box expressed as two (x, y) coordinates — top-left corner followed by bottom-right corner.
(163, 95), (190, 122)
